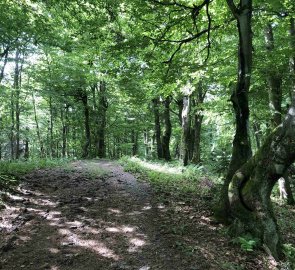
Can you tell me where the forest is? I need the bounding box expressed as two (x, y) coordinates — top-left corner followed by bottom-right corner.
(0, 0), (295, 269)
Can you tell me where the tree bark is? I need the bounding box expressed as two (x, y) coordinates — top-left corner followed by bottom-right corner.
(228, 100), (295, 259)
(32, 90), (45, 157)
(265, 23), (282, 127)
(191, 84), (205, 164)
(15, 51), (24, 159)
(216, 0), (253, 222)
(152, 97), (163, 159)
(0, 46), (9, 83)
(61, 104), (69, 158)
(265, 22), (294, 205)
(131, 130), (138, 156)
(96, 81), (108, 158)
(181, 95), (192, 166)
(49, 96), (55, 158)
(81, 91), (91, 158)
(162, 96), (172, 161)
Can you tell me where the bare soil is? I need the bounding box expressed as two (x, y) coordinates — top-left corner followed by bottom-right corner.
(0, 160), (277, 269)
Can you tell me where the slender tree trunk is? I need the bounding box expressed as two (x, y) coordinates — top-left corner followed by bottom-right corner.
(61, 105), (68, 158)
(81, 92), (91, 158)
(32, 91), (45, 157)
(49, 96), (55, 158)
(24, 135), (29, 160)
(131, 130), (138, 156)
(97, 81), (108, 158)
(152, 97), (163, 159)
(0, 46), (9, 83)
(182, 95), (191, 166)
(265, 23), (282, 127)
(252, 121), (261, 149)
(290, 17), (295, 78)
(215, 0), (253, 222)
(144, 130), (149, 157)
(162, 96), (172, 161)
(15, 51), (23, 160)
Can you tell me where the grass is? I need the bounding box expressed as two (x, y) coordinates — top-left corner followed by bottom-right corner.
(119, 156), (220, 202)
(0, 158), (71, 177)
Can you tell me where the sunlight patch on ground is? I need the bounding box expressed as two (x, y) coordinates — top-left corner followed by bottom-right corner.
(130, 157), (182, 175)
(49, 248), (60, 254)
(63, 232), (120, 260)
(105, 225), (135, 234)
(108, 208), (122, 214)
(139, 266), (150, 270)
(128, 237), (146, 252)
(142, 205), (152, 211)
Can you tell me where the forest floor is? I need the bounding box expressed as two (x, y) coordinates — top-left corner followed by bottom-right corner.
(0, 160), (286, 270)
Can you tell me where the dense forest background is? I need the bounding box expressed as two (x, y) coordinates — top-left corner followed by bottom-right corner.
(1, 0), (295, 264)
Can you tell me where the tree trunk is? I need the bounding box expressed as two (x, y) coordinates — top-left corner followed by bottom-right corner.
(0, 46), (9, 83)
(252, 120), (261, 149)
(215, 0), (253, 222)
(228, 100), (295, 259)
(81, 92), (91, 158)
(61, 104), (69, 158)
(15, 51), (23, 160)
(162, 96), (172, 161)
(131, 130), (138, 156)
(152, 97), (163, 159)
(49, 96), (55, 158)
(265, 23), (282, 127)
(96, 81), (108, 158)
(32, 90), (45, 157)
(191, 83), (205, 164)
(181, 95), (192, 166)
(290, 17), (295, 78)
(265, 23), (294, 205)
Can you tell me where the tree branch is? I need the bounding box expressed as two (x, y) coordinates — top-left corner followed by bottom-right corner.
(226, 0), (239, 17)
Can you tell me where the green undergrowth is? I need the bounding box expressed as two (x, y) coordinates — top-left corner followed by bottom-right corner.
(0, 158), (71, 189)
(119, 156), (221, 201)
(0, 158), (71, 177)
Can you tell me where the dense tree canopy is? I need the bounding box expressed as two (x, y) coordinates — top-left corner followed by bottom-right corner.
(1, 0), (295, 261)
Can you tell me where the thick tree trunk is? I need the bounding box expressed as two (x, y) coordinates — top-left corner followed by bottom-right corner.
(191, 84), (205, 164)
(96, 81), (108, 158)
(81, 92), (91, 158)
(181, 95), (192, 166)
(228, 100), (295, 259)
(216, 0), (253, 222)
(152, 97), (163, 159)
(162, 96), (172, 161)
(265, 23), (294, 205)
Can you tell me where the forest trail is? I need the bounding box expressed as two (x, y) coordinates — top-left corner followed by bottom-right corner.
(0, 160), (265, 270)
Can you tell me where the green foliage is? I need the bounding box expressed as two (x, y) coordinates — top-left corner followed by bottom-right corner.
(0, 159), (70, 177)
(119, 156), (219, 199)
(233, 234), (259, 252)
(283, 244), (295, 267)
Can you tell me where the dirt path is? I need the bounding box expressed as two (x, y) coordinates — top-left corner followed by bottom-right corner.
(0, 160), (269, 270)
